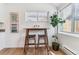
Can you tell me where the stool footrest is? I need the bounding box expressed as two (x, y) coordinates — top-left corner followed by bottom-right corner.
(25, 43), (36, 45)
(37, 43), (47, 45)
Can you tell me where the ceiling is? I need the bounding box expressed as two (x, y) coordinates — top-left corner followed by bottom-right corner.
(49, 3), (69, 10)
(5, 3), (70, 10)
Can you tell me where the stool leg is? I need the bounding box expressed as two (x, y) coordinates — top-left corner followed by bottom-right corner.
(38, 36), (40, 54)
(24, 36), (29, 55)
(24, 36), (27, 55)
(44, 29), (49, 55)
(24, 46), (26, 55)
(34, 37), (36, 55)
(46, 38), (49, 55)
(44, 36), (47, 55)
(45, 36), (49, 55)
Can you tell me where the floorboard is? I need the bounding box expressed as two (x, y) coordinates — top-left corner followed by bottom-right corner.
(0, 47), (65, 55)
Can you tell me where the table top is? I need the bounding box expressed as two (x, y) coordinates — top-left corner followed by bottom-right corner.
(25, 28), (47, 30)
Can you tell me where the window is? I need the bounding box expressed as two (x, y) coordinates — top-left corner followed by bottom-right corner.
(74, 4), (79, 32)
(75, 20), (79, 32)
(60, 3), (79, 33)
(63, 19), (71, 32)
(60, 4), (72, 32)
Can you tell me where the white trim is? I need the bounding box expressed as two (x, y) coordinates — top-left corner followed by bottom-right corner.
(59, 32), (79, 38)
(59, 3), (72, 12)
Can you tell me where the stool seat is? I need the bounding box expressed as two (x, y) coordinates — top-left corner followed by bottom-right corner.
(27, 35), (36, 38)
(38, 35), (46, 37)
(38, 35), (46, 41)
(38, 34), (48, 46)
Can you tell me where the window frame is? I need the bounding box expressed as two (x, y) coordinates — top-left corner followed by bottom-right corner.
(59, 3), (79, 34)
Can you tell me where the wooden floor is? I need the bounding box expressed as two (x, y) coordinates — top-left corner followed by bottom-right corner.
(0, 47), (65, 55)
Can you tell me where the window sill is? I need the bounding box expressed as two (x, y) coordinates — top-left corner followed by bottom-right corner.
(58, 32), (79, 38)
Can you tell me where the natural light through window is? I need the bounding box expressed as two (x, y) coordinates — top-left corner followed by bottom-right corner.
(60, 4), (79, 33)
(60, 4), (72, 32)
(63, 19), (71, 32)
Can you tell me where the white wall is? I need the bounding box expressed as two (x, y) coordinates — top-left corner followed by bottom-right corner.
(0, 4), (6, 50)
(0, 33), (5, 50)
(0, 3), (56, 48)
(58, 32), (79, 54)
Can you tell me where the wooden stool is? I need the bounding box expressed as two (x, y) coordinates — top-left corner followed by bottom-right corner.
(24, 35), (36, 54)
(24, 28), (49, 55)
(38, 34), (49, 54)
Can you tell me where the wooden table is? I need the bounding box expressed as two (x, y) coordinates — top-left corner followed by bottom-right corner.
(24, 28), (49, 55)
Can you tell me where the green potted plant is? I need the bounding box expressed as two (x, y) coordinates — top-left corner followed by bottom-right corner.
(50, 13), (65, 51)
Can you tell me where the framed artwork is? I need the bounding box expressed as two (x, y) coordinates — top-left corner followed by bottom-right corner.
(0, 22), (4, 28)
(10, 12), (18, 33)
(11, 24), (17, 32)
(0, 22), (5, 32)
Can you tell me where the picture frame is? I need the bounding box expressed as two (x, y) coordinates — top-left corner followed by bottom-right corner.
(10, 12), (18, 33)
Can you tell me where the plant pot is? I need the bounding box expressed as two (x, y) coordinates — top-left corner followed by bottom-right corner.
(52, 42), (60, 51)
